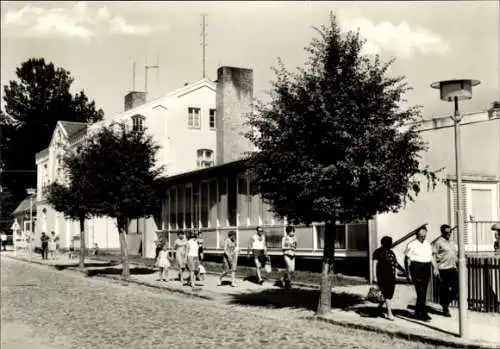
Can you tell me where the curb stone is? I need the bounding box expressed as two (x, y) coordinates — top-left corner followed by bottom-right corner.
(313, 315), (499, 349)
(5, 254), (498, 349)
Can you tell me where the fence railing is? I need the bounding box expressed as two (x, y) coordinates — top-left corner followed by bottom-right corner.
(466, 220), (499, 253)
(428, 255), (500, 313)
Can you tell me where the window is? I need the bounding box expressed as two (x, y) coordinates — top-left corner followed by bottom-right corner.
(209, 109), (216, 129)
(188, 107), (201, 129)
(196, 149), (214, 168)
(131, 114), (145, 132)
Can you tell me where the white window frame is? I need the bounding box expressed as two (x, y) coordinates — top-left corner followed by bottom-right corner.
(188, 107), (201, 129)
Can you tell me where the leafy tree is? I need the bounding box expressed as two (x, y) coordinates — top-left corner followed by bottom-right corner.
(60, 124), (162, 278)
(1, 58), (104, 231)
(245, 14), (438, 315)
(46, 151), (94, 268)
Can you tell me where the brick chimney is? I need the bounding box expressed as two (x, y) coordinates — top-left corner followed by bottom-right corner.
(124, 91), (147, 111)
(216, 66), (254, 165)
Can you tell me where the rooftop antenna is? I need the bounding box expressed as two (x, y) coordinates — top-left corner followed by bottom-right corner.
(145, 56), (160, 99)
(201, 13), (207, 79)
(132, 61), (136, 91)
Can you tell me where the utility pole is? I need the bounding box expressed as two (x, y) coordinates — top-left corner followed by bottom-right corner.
(201, 14), (207, 79)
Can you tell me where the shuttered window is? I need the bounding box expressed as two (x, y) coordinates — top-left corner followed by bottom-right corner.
(449, 181), (469, 244)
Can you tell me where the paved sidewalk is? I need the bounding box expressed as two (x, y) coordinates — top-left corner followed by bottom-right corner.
(3, 251), (499, 349)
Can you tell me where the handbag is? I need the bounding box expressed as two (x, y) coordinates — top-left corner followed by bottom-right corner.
(366, 286), (384, 304)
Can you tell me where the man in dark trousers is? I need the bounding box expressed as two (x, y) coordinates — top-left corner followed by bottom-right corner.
(404, 225), (439, 321)
(40, 232), (49, 260)
(432, 224), (458, 317)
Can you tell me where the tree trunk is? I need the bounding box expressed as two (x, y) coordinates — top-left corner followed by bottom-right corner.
(117, 217), (130, 280)
(79, 216), (86, 269)
(316, 220), (336, 316)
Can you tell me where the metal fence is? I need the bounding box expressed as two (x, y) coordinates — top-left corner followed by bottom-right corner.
(428, 255), (500, 313)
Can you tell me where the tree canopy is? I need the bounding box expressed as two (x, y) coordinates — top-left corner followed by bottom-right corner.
(245, 13), (439, 314)
(1, 58), (104, 231)
(246, 14), (437, 226)
(52, 124), (162, 277)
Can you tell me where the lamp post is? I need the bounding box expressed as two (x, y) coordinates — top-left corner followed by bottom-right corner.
(26, 188), (36, 258)
(431, 79), (480, 339)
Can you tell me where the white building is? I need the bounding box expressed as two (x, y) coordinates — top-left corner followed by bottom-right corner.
(34, 77), (218, 256)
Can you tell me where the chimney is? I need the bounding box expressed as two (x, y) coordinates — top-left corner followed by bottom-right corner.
(124, 91), (147, 111)
(216, 66), (254, 165)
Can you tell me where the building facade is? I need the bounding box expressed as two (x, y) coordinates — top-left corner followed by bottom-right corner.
(34, 77), (218, 255)
(155, 99), (500, 279)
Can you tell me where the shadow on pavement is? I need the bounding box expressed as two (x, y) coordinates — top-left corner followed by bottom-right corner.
(86, 267), (156, 277)
(352, 306), (457, 337)
(394, 309), (458, 337)
(54, 262), (119, 270)
(229, 287), (364, 312)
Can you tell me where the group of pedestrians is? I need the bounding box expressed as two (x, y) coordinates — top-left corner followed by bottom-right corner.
(40, 231), (59, 260)
(374, 224), (458, 322)
(154, 230), (206, 288)
(154, 225), (298, 289)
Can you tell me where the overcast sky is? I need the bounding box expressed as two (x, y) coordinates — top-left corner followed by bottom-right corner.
(1, 1), (498, 120)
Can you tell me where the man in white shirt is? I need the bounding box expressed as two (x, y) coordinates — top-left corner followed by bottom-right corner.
(404, 225), (438, 321)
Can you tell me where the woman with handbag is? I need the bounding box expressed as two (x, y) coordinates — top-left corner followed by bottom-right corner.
(372, 236), (404, 321)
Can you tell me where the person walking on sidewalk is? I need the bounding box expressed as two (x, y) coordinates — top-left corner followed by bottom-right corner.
(247, 226), (268, 285)
(40, 232), (49, 260)
(432, 224), (458, 317)
(48, 231), (58, 260)
(0, 232), (7, 251)
(154, 239), (164, 266)
(281, 225), (297, 289)
(218, 231), (238, 287)
(404, 226), (439, 321)
(373, 236), (405, 321)
(174, 232), (188, 283)
(186, 232), (201, 288)
(155, 243), (170, 282)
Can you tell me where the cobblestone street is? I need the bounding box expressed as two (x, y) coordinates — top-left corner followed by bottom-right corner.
(1, 256), (455, 349)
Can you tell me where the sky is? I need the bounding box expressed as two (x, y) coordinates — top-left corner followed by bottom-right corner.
(1, 1), (499, 120)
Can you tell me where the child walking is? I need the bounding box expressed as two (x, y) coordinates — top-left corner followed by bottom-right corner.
(218, 231), (238, 287)
(155, 244), (170, 282)
(282, 225), (297, 289)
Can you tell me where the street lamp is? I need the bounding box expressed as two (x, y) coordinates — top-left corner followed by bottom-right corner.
(431, 79), (481, 339)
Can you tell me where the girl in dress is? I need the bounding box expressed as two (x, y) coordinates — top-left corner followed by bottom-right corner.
(282, 225), (297, 289)
(174, 231), (188, 283)
(155, 244), (170, 282)
(48, 231), (58, 260)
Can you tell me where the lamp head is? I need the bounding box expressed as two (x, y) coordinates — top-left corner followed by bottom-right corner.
(431, 79), (480, 102)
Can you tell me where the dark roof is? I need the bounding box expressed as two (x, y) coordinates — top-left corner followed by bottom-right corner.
(35, 148), (49, 160)
(157, 159), (247, 188)
(12, 197), (36, 215)
(59, 121), (88, 137)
